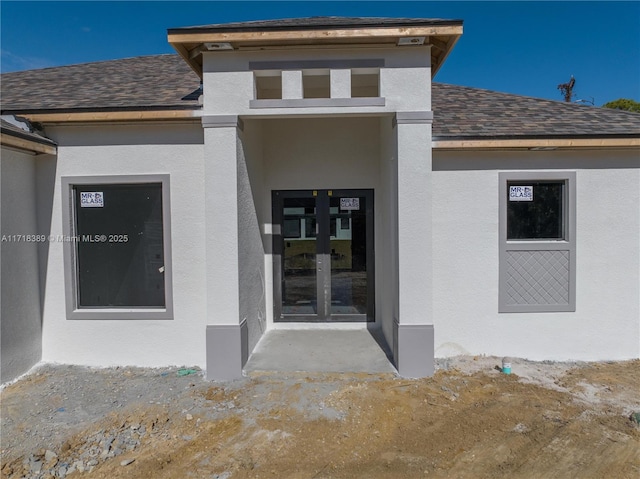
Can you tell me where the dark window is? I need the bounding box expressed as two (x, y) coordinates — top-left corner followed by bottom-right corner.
(283, 217), (301, 238)
(507, 181), (564, 240)
(305, 217), (317, 238)
(74, 183), (165, 307)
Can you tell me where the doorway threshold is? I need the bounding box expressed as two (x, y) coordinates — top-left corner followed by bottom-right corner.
(244, 329), (397, 375)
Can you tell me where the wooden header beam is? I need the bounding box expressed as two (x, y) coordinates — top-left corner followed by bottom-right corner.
(0, 133), (57, 155)
(168, 25), (463, 45)
(21, 110), (199, 124)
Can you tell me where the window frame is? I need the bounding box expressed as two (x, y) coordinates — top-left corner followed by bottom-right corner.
(62, 175), (173, 320)
(499, 171), (576, 313)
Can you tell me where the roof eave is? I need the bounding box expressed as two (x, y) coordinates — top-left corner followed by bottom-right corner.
(12, 109), (201, 124)
(0, 128), (57, 155)
(168, 24), (463, 79)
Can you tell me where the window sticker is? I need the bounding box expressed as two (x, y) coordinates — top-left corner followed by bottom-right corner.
(509, 186), (533, 202)
(340, 197), (360, 211)
(80, 192), (104, 207)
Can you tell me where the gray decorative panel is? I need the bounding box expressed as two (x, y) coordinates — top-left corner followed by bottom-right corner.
(505, 250), (570, 306)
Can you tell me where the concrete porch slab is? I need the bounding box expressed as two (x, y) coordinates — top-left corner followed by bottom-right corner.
(244, 329), (397, 374)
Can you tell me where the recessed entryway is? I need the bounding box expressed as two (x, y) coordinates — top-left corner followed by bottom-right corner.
(244, 329), (395, 374)
(272, 189), (374, 322)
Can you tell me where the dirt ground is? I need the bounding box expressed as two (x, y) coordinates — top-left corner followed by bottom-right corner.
(1, 357), (639, 479)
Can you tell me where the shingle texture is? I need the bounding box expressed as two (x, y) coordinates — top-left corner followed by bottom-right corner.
(1, 54), (200, 112)
(432, 83), (640, 139)
(169, 16), (462, 33)
(2, 53), (640, 138)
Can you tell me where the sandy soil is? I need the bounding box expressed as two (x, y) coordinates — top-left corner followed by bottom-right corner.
(2, 357), (639, 479)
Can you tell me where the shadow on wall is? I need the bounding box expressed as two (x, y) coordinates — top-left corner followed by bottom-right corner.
(37, 155), (57, 326)
(0, 152), (57, 383)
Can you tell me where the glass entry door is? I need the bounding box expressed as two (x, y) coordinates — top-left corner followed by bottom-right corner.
(273, 189), (374, 322)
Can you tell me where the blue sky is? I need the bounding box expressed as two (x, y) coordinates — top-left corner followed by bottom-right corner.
(1, 1), (638, 106)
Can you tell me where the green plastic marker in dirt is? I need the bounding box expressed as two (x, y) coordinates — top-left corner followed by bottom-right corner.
(502, 358), (511, 374)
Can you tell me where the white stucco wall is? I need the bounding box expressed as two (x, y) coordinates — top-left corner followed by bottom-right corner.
(377, 118), (399, 346)
(237, 120), (267, 351)
(39, 124), (208, 367)
(1, 147), (45, 382)
(202, 46), (431, 116)
(432, 149), (640, 361)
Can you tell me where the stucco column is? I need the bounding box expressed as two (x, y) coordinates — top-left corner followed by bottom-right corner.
(394, 111), (434, 378)
(202, 115), (247, 380)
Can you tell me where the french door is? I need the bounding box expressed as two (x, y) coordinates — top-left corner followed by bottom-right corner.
(272, 189), (374, 322)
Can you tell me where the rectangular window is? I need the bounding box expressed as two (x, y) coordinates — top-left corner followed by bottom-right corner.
(499, 172), (576, 313)
(62, 175), (172, 319)
(507, 181), (564, 240)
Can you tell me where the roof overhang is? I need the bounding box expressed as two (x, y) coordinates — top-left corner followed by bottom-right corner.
(0, 122), (57, 155)
(168, 19), (463, 78)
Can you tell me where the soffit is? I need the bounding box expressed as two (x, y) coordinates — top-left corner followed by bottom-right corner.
(167, 17), (463, 77)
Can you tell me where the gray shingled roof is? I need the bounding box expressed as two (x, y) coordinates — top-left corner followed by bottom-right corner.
(168, 16), (462, 33)
(0, 55), (200, 112)
(432, 83), (640, 139)
(2, 54), (640, 139)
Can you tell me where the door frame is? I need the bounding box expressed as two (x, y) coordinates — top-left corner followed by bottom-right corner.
(272, 189), (375, 323)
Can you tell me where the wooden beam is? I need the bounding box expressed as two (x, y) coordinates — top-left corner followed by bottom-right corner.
(172, 43), (201, 77)
(168, 25), (464, 45)
(189, 44), (206, 60)
(433, 137), (640, 150)
(22, 110), (199, 124)
(0, 133), (57, 155)
(432, 35), (461, 76)
(429, 37), (448, 52)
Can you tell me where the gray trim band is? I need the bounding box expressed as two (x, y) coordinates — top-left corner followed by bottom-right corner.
(250, 97), (385, 109)
(201, 115), (244, 131)
(394, 111), (434, 126)
(249, 59), (384, 70)
(393, 321), (435, 378)
(206, 320), (248, 381)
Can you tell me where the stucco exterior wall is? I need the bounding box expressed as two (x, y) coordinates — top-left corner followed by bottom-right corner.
(39, 124), (208, 367)
(377, 118), (399, 347)
(432, 149), (640, 361)
(238, 120), (267, 352)
(1, 148), (45, 382)
(202, 47), (431, 116)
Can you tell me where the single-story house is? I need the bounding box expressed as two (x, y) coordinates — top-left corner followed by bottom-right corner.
(2, 17), (639, 383)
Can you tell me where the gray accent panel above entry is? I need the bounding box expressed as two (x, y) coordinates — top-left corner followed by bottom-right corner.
(249, 59), (385, 71)
(250, 97), (385, 109)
